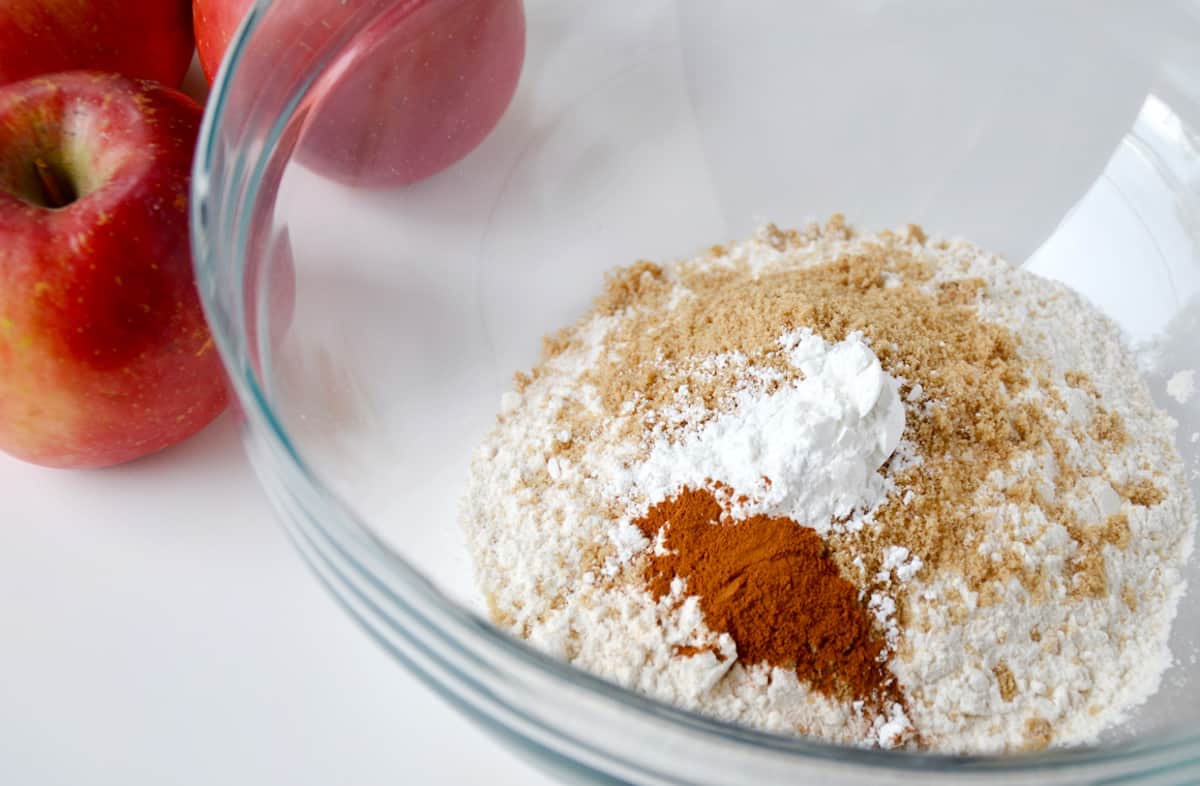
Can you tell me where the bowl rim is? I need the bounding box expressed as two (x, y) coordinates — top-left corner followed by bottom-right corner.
(190, 1), (1200, 778)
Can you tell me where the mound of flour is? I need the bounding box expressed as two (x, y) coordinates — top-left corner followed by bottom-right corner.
(461, 219), (1196, 752)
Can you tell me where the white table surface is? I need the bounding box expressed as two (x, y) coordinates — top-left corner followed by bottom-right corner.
(0, 414), (558, 786)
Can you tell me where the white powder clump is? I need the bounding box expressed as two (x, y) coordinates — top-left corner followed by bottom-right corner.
(608, 330), (904, 536)
(1167, 369), (1196, 405)
(877, 546), (923, 584)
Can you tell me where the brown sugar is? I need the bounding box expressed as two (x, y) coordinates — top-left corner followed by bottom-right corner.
(575, 228), (1040, 607)
(1116, 478), (1167, 507)
(1024, 717), (1053, 751)
(994, 662), (1018, 702)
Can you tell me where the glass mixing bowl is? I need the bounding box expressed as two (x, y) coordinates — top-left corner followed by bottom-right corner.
(191, 1), (1200, 782)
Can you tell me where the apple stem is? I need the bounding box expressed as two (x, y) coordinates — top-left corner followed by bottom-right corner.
(32, 158), (77, 209)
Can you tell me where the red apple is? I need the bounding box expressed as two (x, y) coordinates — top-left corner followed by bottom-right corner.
(194, 0), (525, 187)
(194, 0), (251, 84)
(0, 72), (227, 468)
(0, 1), (194, 88)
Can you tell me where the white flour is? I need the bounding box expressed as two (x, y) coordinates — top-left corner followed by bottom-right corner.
(462, 222), (1196, 753)
(1168, 370), (1196, 405)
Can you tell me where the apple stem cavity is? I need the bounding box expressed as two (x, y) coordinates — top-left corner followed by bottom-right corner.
(32, 157), (77, 208)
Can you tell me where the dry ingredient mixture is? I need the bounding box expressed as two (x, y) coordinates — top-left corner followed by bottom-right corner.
(462, 217), (1197, 753)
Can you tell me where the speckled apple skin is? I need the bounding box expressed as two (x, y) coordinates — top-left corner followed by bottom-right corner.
(0, 73), (227, 468)
(0, 0), (193, 88)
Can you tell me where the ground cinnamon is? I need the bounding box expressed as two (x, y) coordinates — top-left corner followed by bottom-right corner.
(634, 486), (901, 708)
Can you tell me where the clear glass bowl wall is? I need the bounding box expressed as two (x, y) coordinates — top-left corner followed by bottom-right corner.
(193, 1), (1200, 782)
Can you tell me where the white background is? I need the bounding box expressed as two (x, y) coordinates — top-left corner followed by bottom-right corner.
(0, 414), (557, 786)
